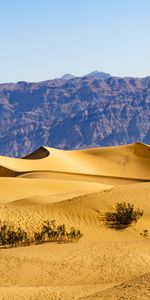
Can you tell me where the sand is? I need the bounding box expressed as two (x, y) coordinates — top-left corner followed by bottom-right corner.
(0, 142), (150, 299)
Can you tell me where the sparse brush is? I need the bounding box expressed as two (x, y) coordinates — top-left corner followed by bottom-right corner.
(104, 202), (143, 230)
(0, 221), (28, 246)
(0, 219), (82, 248)
(34, 221), (82, 244)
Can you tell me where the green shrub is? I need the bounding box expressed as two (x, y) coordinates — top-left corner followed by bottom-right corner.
(105, 202), (143, 230)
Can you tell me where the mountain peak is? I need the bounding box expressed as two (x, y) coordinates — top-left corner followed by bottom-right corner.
(61, 71), (111, 80)
(61, 74), (76, 80)
(86, 71), (111, 79)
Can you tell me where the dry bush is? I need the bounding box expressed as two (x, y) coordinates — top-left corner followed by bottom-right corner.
(34, 220), (82, 243)
(0, 219), (82, 248)
(104, 202), (143, 230)
(0, 222), (28, 246)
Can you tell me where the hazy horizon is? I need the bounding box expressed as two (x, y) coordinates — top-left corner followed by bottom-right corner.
(1, 70), (150, 84)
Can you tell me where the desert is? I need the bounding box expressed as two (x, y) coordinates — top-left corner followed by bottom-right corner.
(1, 0), (150, 299)
(0, 142), (150, 299)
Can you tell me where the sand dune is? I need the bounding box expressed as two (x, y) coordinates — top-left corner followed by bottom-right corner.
(0, 177), (111, 204)
(81, 272), (150, 300)
(0, 142), (150, 300)
(0, 142), (149, 179)
(1, 181), (150, 240)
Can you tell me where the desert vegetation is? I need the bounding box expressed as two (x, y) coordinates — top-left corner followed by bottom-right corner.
(0, 220), (82, 248)
(140, 229), (149, 238)
(0, 222), (28, 246)
(104, 202), (143, 230)
(34, 220), (82, 243)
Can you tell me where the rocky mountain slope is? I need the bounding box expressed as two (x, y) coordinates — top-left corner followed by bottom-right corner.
(0, 72), (150, 157)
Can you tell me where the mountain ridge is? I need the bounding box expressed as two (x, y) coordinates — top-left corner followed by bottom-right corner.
(0, 73), (150, 157)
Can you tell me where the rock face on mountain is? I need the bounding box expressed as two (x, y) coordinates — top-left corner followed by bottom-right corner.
(0, 74), (150, 157)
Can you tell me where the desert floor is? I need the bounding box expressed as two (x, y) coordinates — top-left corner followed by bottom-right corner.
(0, 142), (150, 300)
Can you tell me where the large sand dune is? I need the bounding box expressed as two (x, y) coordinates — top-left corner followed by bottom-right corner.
(0, 142), (150, 299)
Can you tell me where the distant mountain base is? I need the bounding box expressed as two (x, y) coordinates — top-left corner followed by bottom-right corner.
(0, 72), (149, 157)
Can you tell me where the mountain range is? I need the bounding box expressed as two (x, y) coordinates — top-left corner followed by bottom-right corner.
(0, 71), (150, 157)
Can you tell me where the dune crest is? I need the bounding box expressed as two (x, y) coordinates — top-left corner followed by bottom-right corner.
(133, 142), (150, 158)
(0, 142), (149, 179)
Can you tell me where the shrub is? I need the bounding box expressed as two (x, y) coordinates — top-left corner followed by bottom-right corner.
(34, 232), (44, 243)
(67, 227), (82, 240)
(0, 223), (9, 245)
(104, 202), (143, 230)
(0, 222), (28, 246)
(0, 219), (82, 248)
(34, 220), (82, 243)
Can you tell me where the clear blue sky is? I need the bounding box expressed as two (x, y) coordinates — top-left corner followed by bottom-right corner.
(0, 0), (150, 82)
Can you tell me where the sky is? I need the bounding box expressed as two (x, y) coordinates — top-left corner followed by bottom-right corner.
(0, 0), (150, 82)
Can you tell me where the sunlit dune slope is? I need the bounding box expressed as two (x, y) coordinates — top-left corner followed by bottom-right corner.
(0, 142), (149, 206)
(0, 142), (149, 236)
(80, 272), (150, 300)
(0, 177), (111, 203)
(0, 182), (150, 292)
(0, 143), (150, 300)
(0, 142), (149, 179)
(0, 182), (150, 240)
(19, 171), (147, 185)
